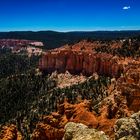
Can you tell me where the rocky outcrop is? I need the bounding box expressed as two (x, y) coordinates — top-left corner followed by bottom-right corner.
(31, 101), (99, 140)
(50, 71), (87, 88)
(0, 124), (22, 140)
(114, 111), (140, 140)
(63, 122), (109, 140)
(31, 100), (117, 140)
(39, 41), (123, 77)
(115, 62), (140, 113)
(39, 39), (140, 77)
(59, 101), (99, 128)
(96, 60), (140, 119)
(39, 51), (122, 77)
(31, 122), (64, 140)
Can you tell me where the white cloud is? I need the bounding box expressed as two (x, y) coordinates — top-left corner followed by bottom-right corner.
(123, 6), (131, 10)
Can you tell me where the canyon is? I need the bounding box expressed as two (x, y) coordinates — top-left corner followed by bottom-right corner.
(0, 39), (140, 140)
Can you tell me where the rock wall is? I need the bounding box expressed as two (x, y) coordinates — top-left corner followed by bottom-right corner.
(39, 50), (123, 77)
(117, 63), (140, 112)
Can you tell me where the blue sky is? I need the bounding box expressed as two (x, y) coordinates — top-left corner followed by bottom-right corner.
(0, 0), (140, 31)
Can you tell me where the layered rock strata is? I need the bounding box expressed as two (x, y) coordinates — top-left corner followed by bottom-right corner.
(39, 51), (123, 77)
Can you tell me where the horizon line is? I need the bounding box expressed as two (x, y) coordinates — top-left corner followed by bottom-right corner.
(0, 29), (140, 33)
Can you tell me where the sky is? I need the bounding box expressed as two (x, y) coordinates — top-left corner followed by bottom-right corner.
(0, 0), (140, 31)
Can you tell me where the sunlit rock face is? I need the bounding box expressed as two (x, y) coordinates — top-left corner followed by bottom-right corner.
(116, 62), (140, 112)
(63, 122), (109, 140)
(39, 42), (123, 77)
(38, 40), (133, 77)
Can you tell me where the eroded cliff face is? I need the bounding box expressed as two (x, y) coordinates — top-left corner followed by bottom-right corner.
(116, 62), (140, 112)
(39, 38), (140, 78)
(39, 39), (140, 78)
(39, 51), (122, 77)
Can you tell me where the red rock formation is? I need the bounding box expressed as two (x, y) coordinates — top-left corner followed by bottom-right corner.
(39, 40), (127, 77)
(31, 123), (64, 140)
(39, 49), (122, 77)
(1, 39), (140, 140)
(31, 100), (117, 140)
(0, 124), (22, 140)
(117, 62), (140, 112)
(2, 60), (140, 140)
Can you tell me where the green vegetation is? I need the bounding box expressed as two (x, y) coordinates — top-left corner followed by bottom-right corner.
(0, 31), (140, 49)
(0, 70), (110, 139)
(0, 49), (40, 78)
(117, 39), (140, 57)
(95, 39), (140, 57)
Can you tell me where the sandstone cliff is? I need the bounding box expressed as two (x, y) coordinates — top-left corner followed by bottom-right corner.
(39, 41), (123, 77)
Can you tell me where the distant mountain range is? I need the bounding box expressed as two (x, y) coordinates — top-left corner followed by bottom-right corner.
(0, 30), (140, 49)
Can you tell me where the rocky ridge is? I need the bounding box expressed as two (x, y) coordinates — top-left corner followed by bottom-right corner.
(39, 40), (125, 77)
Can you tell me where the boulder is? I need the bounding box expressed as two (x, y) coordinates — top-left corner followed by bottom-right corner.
(63, 122), (109, 140)
(114, 111), (140, 140)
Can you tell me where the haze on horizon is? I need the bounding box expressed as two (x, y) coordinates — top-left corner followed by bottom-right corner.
(0, 0), (140, 31)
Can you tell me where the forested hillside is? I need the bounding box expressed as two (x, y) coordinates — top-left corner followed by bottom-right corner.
(0, 30), (140, 49)
(0, 49), (40, 78)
